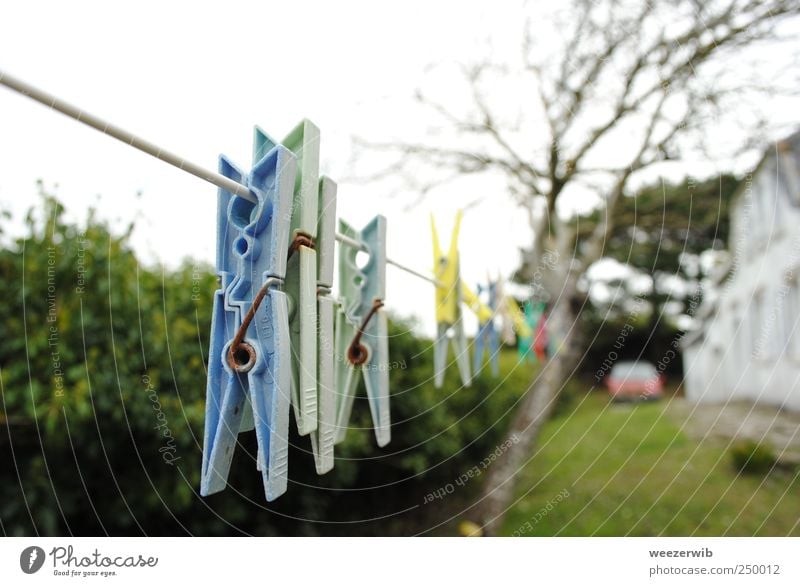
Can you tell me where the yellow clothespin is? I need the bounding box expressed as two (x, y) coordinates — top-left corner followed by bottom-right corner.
(431, 211), (471, 388)
(505, 297), (533, 340)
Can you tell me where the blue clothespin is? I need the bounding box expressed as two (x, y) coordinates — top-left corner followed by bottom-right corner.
(201, 135), (295, 502)
(473, 279), (500, 377)
(310, 176), (337, 474)
(334, 216), (391, 447)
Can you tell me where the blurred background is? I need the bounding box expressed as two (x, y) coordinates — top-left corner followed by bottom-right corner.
(1, 0), (799, 536)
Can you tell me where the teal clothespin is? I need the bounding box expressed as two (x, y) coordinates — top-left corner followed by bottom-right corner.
(520, 300), (544, 364)
(255, 120), (320, 437)
(334, 216), (391, 447)
(310, 175), (337, 474)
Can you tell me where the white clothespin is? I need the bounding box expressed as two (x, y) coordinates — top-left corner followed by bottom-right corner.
(310, 176), (337, 474)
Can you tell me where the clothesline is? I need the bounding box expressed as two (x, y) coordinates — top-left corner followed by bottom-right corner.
(0, 68), (556, 296)
(0, 67), (441, 287)
(0, 67), (552, 503)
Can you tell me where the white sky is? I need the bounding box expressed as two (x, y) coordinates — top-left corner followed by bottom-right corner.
(0, 0), (538, 336)
(0, 0), (796, 336)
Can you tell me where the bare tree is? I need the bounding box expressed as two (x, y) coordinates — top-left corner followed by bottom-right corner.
(360, 0), (799, 535)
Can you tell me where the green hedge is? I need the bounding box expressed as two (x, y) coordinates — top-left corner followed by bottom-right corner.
(0, 189), (533, 535)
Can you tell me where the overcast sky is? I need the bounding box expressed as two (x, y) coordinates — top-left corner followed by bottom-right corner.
(0, 0), (796, 336)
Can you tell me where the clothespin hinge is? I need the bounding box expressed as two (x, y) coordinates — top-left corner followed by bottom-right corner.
(226, 232), (318, 373)
(347, 298), (385, 365)
(227, 275), (284, 373)
(289, 232), (315, 255)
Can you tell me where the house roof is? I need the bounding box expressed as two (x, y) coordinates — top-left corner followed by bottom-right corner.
(727, 128), (800, 227)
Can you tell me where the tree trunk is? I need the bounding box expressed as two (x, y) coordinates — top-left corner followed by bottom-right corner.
(476, 294), (581, 536)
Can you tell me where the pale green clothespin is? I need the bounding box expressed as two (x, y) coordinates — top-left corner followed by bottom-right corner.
(255, 120), (320, 436)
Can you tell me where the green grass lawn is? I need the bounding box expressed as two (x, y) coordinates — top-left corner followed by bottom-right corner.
(500, 390), (800, 536)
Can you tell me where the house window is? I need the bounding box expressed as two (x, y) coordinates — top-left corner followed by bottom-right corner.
(784, 276), (800, 358)
(731, 316), (743, 364)
(779, 150), (800, 207)
(750, 291), (764, 359)
(774, 285), (788, 358)
(735, 302), (752, 364)
(766, 288), (784, 360)
(757, 172), (779, 245)
(758, 285), (786, 361)
(741, 193), (759, 260)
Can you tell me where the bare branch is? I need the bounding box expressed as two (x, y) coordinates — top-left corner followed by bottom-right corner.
(353, 0), (800, 261)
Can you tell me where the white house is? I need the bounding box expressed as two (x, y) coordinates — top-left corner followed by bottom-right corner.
(682, 130), (800, 412)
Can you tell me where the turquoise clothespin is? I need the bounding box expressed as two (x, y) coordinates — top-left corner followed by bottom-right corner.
(334, 216), (390, 447)
(520, 300), (544, 363)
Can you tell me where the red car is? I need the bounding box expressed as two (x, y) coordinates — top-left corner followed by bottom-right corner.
(606, 361), (664, 401)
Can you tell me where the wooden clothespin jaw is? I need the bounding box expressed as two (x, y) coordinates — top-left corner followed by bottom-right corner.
(334, 215), (391, 447)
(201, 136), (295, 502)
(431, 211), (471, 388)
(258, 120), (321, 438)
